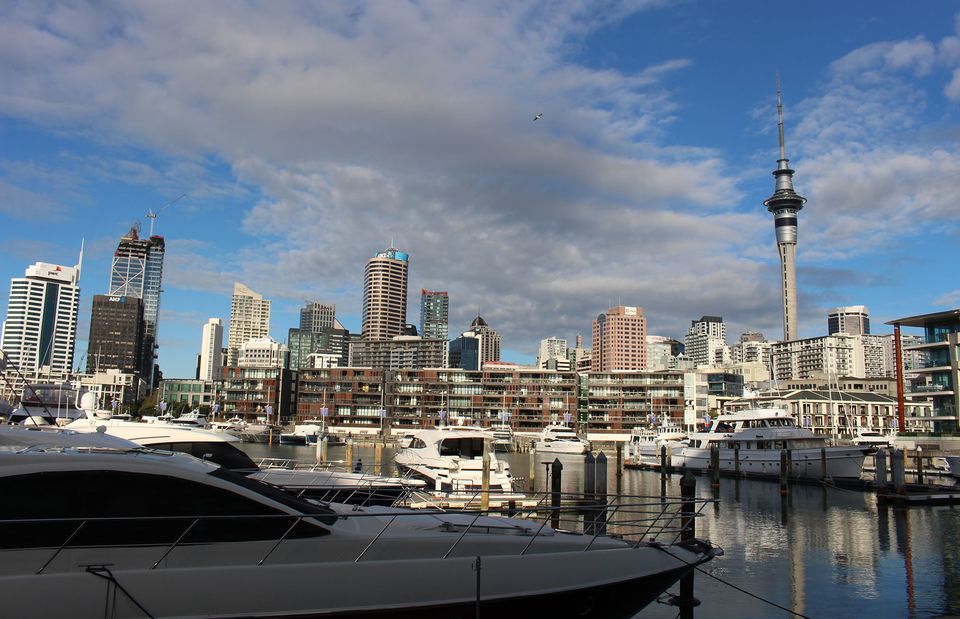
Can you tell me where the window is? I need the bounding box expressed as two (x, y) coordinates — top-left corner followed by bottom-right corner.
(0, 469), (329, 549)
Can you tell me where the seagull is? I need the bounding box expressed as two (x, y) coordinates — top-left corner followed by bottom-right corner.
(533, 113), (543, 121)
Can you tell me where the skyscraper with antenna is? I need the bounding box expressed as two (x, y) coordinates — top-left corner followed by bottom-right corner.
(763, 78), (806, 341)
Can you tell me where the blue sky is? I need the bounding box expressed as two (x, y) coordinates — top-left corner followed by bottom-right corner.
(2, 1), (959, 379)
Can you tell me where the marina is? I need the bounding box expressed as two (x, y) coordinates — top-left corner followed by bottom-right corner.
(242, 440), (960, 618)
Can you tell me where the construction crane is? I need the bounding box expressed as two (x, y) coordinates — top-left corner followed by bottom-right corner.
(146, 194), (186, 236)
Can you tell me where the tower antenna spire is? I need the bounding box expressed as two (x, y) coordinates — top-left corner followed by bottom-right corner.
(776, 71), (786, 163)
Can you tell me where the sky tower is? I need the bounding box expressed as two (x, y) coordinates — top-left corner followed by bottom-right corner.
(763, 80), (806, 341)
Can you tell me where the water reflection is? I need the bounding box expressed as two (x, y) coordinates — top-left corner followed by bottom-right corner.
(240, 443), (960, 618)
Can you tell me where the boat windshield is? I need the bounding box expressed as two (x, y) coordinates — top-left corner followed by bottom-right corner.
(210, 467), (336, 521)
(146, 441), (259, 473)
(439, 437), (484, 458)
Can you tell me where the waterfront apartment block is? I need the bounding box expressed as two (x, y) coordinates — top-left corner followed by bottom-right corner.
(159, 378), (216, 409)
(1, 259), (82, 374)
(362, 247), (409, 340)
(592, 306), (648, 371)
(295, 367), (699, 436)
(218, 367), (296, 422)
(348, 336), (448, 370)
(888, 308), (960, 432)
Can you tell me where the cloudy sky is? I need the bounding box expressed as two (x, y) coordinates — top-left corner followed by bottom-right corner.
(2, 1), (959, 378)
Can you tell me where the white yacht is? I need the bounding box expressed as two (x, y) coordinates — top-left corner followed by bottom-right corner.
(851, 429), (897, 448)
(394, 428), (518, 496)
(57, 396), (423, 506)
(629, 418), (688, 462)
(490, 421), (514, 452)
(671, 407), (870, 479)
(6, 382), (85, 426)
(941, 454), (960, 478)
(0, 438), (721, 618)
(533, 424), (591, 454)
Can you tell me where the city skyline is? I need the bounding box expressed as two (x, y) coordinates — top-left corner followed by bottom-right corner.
(2, 3), (960, 378)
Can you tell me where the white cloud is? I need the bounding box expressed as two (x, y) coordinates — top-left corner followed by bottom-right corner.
(933, 289), (960, 308)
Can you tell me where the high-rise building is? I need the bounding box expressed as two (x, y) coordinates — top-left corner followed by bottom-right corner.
(763, 83), (806, 342)
(199, 318), (224, 381)
(362, 247), (409, 340)
(108, 226), (165, 365)
(591, 306), (647, 371)
(288, 321), (350, 370)
(228, 283), (271, 351)
(684, 316), (727, 368)
(420, 290), (449, 340)
(828, 305), (870, 336)
(86, 295), (147, 376)
(537, 337), (568, 368)
(300, 302), (336, 332)
(1, 257), (82, 374)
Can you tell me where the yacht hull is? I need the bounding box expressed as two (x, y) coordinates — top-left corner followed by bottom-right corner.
(671, 446), (868, 479)
(533, 441), (589, 454)
(0, 543), (715, 619)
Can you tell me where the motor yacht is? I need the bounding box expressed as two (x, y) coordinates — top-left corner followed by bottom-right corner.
(490, 421), (514, 453)
(629, 417), (688, 462)
(851, 429), (897, 448)
(53, 395), (423, 506)
(0, 439), (721, 618)
(671, 407), (870, 479)
(394, 428), (519, 497)
(6, 382), (85, 426)
(533, 424), (591, 454)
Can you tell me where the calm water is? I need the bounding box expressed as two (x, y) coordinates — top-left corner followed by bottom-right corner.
(240, 442), (960, 619)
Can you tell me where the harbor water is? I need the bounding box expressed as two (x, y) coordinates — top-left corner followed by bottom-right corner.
(241, 442), (960, 619)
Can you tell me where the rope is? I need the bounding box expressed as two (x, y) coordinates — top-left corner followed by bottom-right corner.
(653, 545), (813, 619)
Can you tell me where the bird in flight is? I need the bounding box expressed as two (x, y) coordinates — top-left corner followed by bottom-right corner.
(533, 113), (543, 121)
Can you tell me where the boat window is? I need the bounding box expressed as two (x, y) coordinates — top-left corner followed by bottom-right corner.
(409, 438), (427, 449)
(439, 437), (484, 458)
(147, 442), (259, 473)
(759, 420), (769, 427)
(715, 422), (733, 433)
(0, 469), (330, 549)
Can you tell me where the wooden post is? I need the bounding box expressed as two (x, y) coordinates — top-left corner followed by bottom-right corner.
(596, 452), (608, 536)
(374, 442), (383, 476)
(584, 452), (596, 536)
(550, 459), (563, 530)
(874, 448), (888, 488)
(786, 448), (793, 479)
(821, 447), (828, 481)
(734, 444), (741, 476)
(891, 448), (906, 493)
(320, 436), (329, 465)
(679, 471), (697, 619)
(345, 438), (353, 472)
(710, 444), (720, 489)
(660, 445), (668, 498)
(584, 452), (596, 501)
(481, 443), (491, 512)
(615, 443), (623, 492)
(528, 445), (537, 493)
(779, 449), (788, 496)
(915, 446), (924, 486)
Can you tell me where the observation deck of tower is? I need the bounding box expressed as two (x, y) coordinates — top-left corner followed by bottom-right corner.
(763, 80), (806, 342)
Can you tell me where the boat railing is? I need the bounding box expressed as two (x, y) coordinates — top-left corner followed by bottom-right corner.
(9, 492), (714, 572)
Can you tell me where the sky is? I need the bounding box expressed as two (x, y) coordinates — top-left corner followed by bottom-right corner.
(2, 1), (960, 379)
